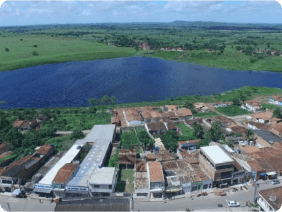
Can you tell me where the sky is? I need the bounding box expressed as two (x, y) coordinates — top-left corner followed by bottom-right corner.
(0, 0), (282, 26)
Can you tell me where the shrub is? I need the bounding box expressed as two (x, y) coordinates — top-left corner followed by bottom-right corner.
(32, 50), (39, 56)
(33, 45), (38, 48)
(250, 57), (257, 63)
(4, 48), (9, 52)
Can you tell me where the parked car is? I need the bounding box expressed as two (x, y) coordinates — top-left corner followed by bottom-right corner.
(271, 179), (280, 185)
(239, 141), (247, 146)
(227, 201), (240, 207)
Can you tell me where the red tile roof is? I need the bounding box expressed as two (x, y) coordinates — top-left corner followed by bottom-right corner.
(36, 144), (53, 155)
(176, 108), (192, 117)
(259, 187), (282, 210)
(52, 163), (78, 184)
(272, 123), (282, 133)
(148, 161), (164, 183)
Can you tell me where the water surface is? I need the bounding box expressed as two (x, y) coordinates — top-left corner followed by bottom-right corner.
(0, 57), (281, 109)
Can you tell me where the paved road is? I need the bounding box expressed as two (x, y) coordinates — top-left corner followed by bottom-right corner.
(0, 196), (56, 211)
(134, 181), (282, 211)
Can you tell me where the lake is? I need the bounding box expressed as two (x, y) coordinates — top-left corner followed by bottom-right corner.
(0, 56), (282, 109)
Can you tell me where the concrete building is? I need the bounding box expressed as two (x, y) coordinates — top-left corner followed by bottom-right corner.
(145, 122), (167, 135)
(118, 149), (136, 169)
(35, 125), (116, 197)
(178, 140), (201, 151)
(134, 172), (149, 198)
(147, 161), (165, 198)
(123, 109), (143, 126)
(269, 96), (282, 106)
(199, 146), (235, 187)
(141, 111), (152, 123)
(245, 101), (262, 112)
(257, 186), (282, 212)
(150, 111), (162, 123)
(175, 108), (193, 121)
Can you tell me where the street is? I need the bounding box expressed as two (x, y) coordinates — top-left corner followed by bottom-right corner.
(134, 181), (282, 211)
(0, 195), (56, 211)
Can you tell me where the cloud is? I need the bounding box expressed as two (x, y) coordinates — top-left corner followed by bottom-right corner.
(164, 0), (224, 12)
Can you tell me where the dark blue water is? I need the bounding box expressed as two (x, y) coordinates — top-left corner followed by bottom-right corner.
(0, 57), (282, 109)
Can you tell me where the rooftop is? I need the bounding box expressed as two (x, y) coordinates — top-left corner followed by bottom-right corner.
(36, 144), (53, 155)
(135, 161), (147, 172)
(124, 108), (142, 122)
(272, 123), (282, 133)
(148, 161), (164, 183)
(248, 122), (270, 131)
(259, 186), (282, 210)
(241, 146), (261, 154)
(55, 197), (130, 211)
(89, 167), (116, 185)
(252, 110), (273, 121)
(141, 111), (152, 119)
(164, 121), (177, 130)
(52, 163), (78, 184)
(134, 172), (149, 190)
(146, 122), (167, 132)
(166, 105), (177, 111)
(150, 111), (162, 119)
(175, 108), (192, 117)
(200, 145), (234, 165)
(118, 155), (136, 165)
(254, 129), (282, 143)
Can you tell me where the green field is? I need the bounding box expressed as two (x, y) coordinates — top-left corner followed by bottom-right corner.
(216, 105), (253, 116)
(148, 48), (282, 72)
(0, 35), (136, 71)
(176, 123), (196, 138)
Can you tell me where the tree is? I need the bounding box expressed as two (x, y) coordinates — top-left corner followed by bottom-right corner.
(33, 45), (38, 48)
(5, 128), (23, 147)
(4, 48), (9, 52)
(196, 139), (210, 148)
(273, 108), (282, 119)
(238, 91), (247, 104)
(110, 96), (117, 105)
(205, 121), (224, 142)
(137, 129), (154, 148)
(246, 129), (254, 141)
(71, 128), (85, 139)
(88, 98), (98, 105)
(193, 122), (204, 139)
(101, 95), (110, 105)
(232, 98), (241, 106)
(161, 130), (179, 152)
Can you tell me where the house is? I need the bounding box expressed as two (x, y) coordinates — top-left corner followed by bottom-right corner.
(147, 161), (165, 198)
(271, 123), (282, 137)
(141, 111), (152, 123)
(55, 197), (131, 211)
(0, 142), (9, 155)
(164, 105), (177, 112)
(145, 153), (157, 162)
(245, 101), (262, 112)
(150, 111), (162, 123)
(254, 129), (282, 144)
(257, 186), (282, 212)
(161, 112), (178, 122)
(88, 167), (118, 197)
(0, 152), (14, 167)
(134, 172), (149, 198)
(13, 120), (38, 130)
(175, 108), (193, 121)
(247, 121), (271, 131)
(52, 163), (79, 197)
(199, 146), (236, 187)
(0, 144), (54, 193)
(164, 121), (177, 131)
(123, 109), (143, 126)
(111, 117), (121, 126)
(269, 95), (282, 106)
(194, 103), (205, 112)
(251, 110), (274, 124)
(178, 140), (201, 151)
(118, 149), (136, 169)
(145, 122), (167, 135)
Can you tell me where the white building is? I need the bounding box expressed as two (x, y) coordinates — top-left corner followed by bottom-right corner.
(257, 186), (282, 212)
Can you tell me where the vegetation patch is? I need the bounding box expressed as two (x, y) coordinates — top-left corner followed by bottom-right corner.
(194, 111), (218, 118)
(216, 105), (252, 116)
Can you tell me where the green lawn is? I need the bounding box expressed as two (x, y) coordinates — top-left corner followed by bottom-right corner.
(261, 103), (282, 110)
(176, 124), (195, 138)
(194, 111), (218, 118)
(147, 48), (282, 72)
(216, 105), (253, 116)
(116, 169), (134, 193)
(0, 35), (136, 71)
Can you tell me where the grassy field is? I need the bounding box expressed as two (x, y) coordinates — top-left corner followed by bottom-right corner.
(147, 48), (282, 72)
(176, 123), (195, 138)
(194, 111), (218, 118)
(116, 169), (134, 193)
(261, 103), (282, 110)
(0, 35), (136, 71)
(216, 105), (253, 116)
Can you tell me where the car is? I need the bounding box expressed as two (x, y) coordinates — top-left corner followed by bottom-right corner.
(271, 179), (280, 185)
(239, 141), (247, 146)
(227, 200), (240, 207)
